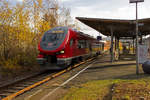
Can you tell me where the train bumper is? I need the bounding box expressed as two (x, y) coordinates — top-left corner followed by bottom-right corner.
(37, 58), (46, 65)
(57, 58), (72, 66)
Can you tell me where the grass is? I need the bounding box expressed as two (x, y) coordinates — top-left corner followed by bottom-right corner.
(60, 79), (150, 100)
(60, 80), (112, 100)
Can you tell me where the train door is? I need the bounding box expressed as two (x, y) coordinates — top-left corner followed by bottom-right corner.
(88, 40), (93, 57)
(69, 38), (76, 57)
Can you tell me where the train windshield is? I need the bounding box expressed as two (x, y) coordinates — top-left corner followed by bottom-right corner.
(40, 27), (68, 51)
(42, 32), (64, 43)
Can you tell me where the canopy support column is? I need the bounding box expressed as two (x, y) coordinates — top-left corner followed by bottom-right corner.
(114, 36), (119, 60)
(140, 35), (143, 44)
(117, 37), (120, 59)
(133, 38), (135, 53)
(110, 27), (114, 62)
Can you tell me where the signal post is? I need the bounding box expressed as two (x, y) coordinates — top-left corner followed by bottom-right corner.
(129, 0), (144, 75)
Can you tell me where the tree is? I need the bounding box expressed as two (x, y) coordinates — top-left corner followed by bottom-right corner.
(0, 0), (76, 66)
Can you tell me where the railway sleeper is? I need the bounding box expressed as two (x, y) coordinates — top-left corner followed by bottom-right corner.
(8, 87), (24, 90)
(0, 93), (11, 97)
(1, 90), (17, 93)
(17, 84), (32, 87)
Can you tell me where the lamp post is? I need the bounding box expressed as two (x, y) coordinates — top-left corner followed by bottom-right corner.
(129, 0), (144, 75)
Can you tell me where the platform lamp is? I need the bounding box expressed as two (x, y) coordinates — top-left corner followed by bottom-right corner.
(129, 0), (144, 75)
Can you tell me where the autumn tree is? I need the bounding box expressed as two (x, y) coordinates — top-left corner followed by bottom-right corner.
(0, 0), (75, 68)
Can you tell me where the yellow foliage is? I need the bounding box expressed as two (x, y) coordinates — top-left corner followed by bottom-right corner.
(0, 0), (74, 67)
(0, 58), (19, 70)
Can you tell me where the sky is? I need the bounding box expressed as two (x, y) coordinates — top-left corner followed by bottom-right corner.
(14, 0), (150, 38)
(60, 0), (150, 38)
(60, 0), (150, 19)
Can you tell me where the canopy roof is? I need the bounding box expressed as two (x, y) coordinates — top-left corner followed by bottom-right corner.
(76, 17), (150, 38)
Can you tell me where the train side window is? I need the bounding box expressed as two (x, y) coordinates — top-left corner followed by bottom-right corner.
(77, 40), (86, 49)
(70, 39), (73, 47)
(77, 40), (81, 49)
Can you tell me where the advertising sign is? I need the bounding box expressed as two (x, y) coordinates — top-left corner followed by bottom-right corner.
(130, 0), (144, 3)
(138, 44), (148, 64)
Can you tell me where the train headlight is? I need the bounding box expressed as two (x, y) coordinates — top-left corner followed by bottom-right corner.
(60, 50), (65, 54)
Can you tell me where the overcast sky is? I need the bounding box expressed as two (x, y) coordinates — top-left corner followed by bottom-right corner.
(60, 0), (150, 37)
(60, 0), (150, 19)
(15, 0), (150, 37)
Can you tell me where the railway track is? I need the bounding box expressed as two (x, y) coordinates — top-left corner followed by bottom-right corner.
(0, 70), (58, 100)
(0, 57), (95, 100)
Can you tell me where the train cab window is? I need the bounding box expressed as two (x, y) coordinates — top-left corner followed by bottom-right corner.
(70, 39), (74, 47)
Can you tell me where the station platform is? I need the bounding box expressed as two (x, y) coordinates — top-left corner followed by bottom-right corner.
(14, 53), (148, 100)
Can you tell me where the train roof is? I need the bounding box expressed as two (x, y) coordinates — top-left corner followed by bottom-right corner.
(78, 31), (95, 39)
(71, 28), (96, 40)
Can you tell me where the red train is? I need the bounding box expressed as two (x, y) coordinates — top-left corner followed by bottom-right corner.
(37, 27), (104, 69)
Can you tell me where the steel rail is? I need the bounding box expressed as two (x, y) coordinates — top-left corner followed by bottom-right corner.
(2, 58), (94, 100)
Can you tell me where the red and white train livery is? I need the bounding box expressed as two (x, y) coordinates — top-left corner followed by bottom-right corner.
(37, 27), (103, 69)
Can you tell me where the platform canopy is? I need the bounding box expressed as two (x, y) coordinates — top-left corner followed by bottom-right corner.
(76, 17), (150, 38)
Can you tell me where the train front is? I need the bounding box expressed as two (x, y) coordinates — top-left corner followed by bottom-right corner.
(37, 27), (69, 69)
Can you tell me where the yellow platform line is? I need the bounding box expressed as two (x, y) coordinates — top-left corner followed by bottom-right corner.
(2, 57), (95, 100)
